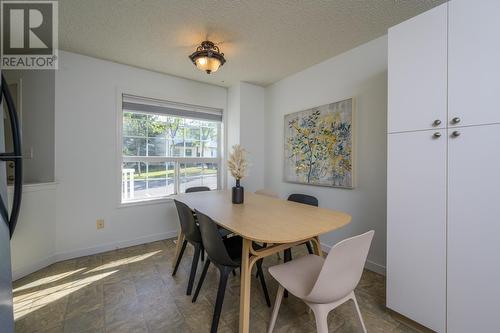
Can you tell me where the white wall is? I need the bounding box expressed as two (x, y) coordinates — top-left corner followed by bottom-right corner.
(3, 70), (55, 183)
(10, 183), (56, 279)
(226, 82), (266, 191)
(226, 84), (241, 185)
(53, 52), (227, 260)
(240, 83), (266, 192)
(265, 36), (388, 273)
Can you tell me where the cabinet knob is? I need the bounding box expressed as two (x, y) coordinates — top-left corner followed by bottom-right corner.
(451, 117), (461, 124)
(452, 131), (461, 137)
(433, 119), (442, 126)
(433, 132), (442, 138)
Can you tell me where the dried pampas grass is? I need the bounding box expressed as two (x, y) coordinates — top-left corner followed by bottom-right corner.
(228, 144), (248, 180)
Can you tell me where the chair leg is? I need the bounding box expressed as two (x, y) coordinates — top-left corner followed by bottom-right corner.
(256, 243), (268, 277)
(192, 259), (210, 303)
(310, 304), (330, 333)
(352, 294), (368, 333)
(283, 248), (292, 298)
(210, 267), (230, 333)
(305, 241), (314, 254)
(256, 260), (271, 307)
(186, 243), (202, 295)
(267, 285), (284, 333)
(172, 240), (187, 276)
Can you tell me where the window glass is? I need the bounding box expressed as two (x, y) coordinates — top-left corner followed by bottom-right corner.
(122, 162), (175, 201)
(123, 137), (146, 156)
(121, 110), (220, 203)
(179, 163), (218, 193)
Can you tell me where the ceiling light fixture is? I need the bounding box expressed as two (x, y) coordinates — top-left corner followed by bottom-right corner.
(189, 41), (226, 74)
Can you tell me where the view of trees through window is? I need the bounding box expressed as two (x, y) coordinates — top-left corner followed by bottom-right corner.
(121, 111), (219, 203)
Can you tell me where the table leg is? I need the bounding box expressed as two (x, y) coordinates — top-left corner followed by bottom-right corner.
(172, 230), (185, 269)
(311, 236), (323, 257)
(239, 238), (252, 333)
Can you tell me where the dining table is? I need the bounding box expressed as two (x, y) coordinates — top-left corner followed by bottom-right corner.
(172, 190), (352, 333)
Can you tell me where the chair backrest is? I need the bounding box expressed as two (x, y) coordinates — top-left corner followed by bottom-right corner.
(255, 188), (279, 198)
(185, 186), (211, 193)
(306, 230), (374, 303)
(195, 210), (238, 267)
(287, 193), (319, 207)
(174, 200), (201, 243)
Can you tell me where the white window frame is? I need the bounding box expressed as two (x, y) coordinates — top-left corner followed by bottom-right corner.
(116, 88), (224, 207)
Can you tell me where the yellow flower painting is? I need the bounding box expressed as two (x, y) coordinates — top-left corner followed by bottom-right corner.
(284, 98), (354, 188)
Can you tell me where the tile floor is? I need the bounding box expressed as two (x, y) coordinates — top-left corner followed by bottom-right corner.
(13, 239), (419, 333)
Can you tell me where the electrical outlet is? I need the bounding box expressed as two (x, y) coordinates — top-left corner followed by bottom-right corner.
(96, 219), (105, 229)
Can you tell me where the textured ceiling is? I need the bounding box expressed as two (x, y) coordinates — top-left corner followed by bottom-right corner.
(59, 0), (446, 87)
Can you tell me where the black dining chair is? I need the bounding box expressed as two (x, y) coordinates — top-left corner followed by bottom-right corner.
(283, 193), (319, 297)
(286, 194), (318, 257)
(184, 185), (232, 240)
(287, 193), (319, 207)
(192, 210), (271, 333)
(172, 200), (205, 295)
(185, 186), (211, 193)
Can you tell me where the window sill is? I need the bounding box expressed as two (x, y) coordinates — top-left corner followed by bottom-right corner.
(118, 196), (175, 208)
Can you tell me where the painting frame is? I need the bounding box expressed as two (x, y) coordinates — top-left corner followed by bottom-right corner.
(283, 97), (356, 189)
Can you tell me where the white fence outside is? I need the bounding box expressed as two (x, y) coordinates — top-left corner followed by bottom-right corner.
(122, 168), (135, 200)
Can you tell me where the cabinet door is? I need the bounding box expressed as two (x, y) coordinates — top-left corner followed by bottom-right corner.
(447, 124), (500, 333)
(388, 4), (447, 133)
(448, 0), (500, 127)
(387, 130), (446, 332)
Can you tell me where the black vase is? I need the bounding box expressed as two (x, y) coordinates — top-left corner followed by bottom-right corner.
(232, 180), (244, 204)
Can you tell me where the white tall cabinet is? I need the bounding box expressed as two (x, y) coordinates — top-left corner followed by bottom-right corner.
(387, 1), (500, 332)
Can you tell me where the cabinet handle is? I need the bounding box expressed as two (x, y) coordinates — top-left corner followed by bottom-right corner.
(451, 117), (461, 124)
(452, 131), (461, 137)
(433, 132), (442, 138)
(433, 119), (442, 126)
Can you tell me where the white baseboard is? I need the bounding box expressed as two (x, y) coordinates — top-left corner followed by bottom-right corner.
(13, 230), (178, 281)
(54, 230), (179, 262)
(321, 242), (386, 276)
(364, 260), (386, 276)
(14, 233), (386, 281)
(12, 255), (56, 281)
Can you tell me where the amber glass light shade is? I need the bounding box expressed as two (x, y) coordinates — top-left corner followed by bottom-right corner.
(189, 41), (226, 74)
(195, 56), (222, 73)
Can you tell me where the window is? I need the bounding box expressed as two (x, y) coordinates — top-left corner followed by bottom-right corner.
(121, 94), (222, 203)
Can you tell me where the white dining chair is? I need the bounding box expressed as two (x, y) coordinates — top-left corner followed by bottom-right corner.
(267, 230), (374, 333)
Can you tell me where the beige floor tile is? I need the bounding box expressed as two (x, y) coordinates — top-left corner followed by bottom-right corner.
(63, 307), (104, 333)
(13, 239), (413, 333)
(25, 299), (68, 332)
(103, 279), (138, 308)
(105, 317), (148, 333)
(104, 300), (143, 327)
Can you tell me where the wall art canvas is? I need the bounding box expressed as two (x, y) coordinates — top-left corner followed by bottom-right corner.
(284, 98), (355, 188)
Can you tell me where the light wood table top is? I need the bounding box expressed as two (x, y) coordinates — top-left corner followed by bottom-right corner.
(173, 190), (351, 243)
